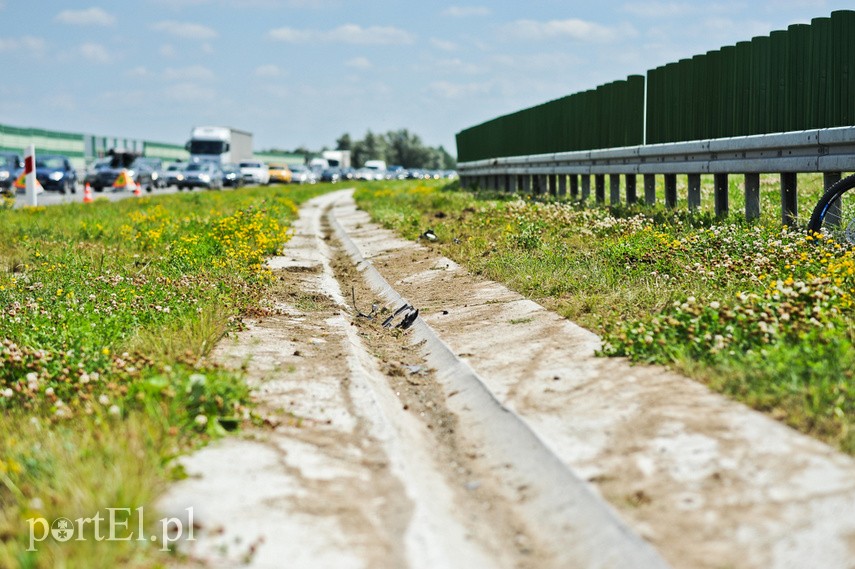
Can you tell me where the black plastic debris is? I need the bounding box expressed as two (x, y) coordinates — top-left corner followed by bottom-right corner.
(419, 229), (437, 242)
(382, 303), (419, 330)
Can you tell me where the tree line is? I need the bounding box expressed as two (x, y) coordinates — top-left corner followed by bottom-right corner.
(287, 129), (457, 170)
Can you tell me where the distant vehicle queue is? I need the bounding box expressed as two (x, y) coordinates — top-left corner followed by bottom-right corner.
(1, 148), (456, 198)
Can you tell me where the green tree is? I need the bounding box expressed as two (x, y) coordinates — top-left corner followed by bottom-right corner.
(336, 133), (352, 151)
(352, 130), (387, 167)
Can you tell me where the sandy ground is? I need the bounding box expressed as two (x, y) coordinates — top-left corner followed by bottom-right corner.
(159, 189), (855, 569)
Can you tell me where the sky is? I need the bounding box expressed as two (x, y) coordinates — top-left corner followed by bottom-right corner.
(1, 1), (853, 157)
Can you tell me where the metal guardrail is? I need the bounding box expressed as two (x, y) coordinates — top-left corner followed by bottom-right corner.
(457, 126), (855, 224)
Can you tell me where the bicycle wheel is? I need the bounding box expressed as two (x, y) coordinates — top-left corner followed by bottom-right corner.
(808, 173), (855, 244)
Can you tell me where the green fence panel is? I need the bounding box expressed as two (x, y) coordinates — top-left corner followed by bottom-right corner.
(459, 11), (855, 160)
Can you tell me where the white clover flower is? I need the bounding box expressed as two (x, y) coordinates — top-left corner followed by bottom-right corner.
(194, 414), (209, 427)
(44, 387), (54, 396)
(108, 405), (121, 416)
(98, 394), (110, 406)
(1, 388), (13, 398)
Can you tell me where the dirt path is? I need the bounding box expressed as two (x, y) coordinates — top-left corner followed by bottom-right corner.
(160, 189), (855, 569)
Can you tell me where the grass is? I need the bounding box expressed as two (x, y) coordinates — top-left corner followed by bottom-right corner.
(353, 176), (855, 454)
(0, 183), (331, 567)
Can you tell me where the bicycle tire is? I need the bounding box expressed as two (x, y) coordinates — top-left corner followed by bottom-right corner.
(808, 173), (855, 244)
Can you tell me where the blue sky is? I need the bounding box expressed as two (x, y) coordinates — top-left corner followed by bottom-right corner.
(1, 1), (851, 156)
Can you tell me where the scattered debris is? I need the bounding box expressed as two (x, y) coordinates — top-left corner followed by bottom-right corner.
(419, 229), (437, 242)
(381, 303), (420, 330)
(351, 285), (378, 319)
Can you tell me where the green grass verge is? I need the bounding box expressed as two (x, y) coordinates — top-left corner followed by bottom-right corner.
(0, 184), (331, 567)
(354, 177), (855, 454)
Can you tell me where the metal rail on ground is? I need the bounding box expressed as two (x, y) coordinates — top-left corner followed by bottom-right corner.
(457, 126), (855, 225)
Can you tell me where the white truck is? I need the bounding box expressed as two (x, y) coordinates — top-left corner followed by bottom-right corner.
(322, 150), (351, 168)
(185, 126), (253, 165)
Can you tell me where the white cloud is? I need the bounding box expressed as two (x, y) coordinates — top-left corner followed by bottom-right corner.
(160, 44), (176, 57)
(442, 6), (491, 17)
(80, 42), (113, 63)
(0, 36), (46, 52)
(163, 65), (215, 81)
(41, 93), (76, 111)
(491, 52), (584, 71)
(268, 24), (414, 45)
(430, 38), (457, 51)
(345, 56), (371, 69)
(428, 57), (483, 75)
(503, 19), (635, 43)
(428, 80), (491, 99)
(55, 7), (115, 26)
(152, 20), (218, 40)
(126, 66), (153, 78)
(164, 82), (216, 102)
(620, 2), (697, 18)
(255, 64), (284, 76)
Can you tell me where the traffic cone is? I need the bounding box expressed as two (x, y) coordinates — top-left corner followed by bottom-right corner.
(113, 169), (135, 192)
(14, 171), (44, 193)
(83, 183), (94, 203)
(134, 181), (142, 196)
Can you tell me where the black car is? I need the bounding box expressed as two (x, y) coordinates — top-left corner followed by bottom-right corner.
(0, 151), (22, 196)
(35, 154), (78, 194)
(221, 163), (243, 188)
(320, 167), (341, 183)
(85, 150), (155, 192)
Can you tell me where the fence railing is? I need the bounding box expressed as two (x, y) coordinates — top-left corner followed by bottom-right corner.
(455, 9), (855, 224)
(458, 126), (855, 225)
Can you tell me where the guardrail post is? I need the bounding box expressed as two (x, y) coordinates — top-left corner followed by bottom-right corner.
(687, 174), (701, 210)
(521, 174), (531, 194)
(714, 174), (729, 217)
(823, 172), (842, 226)
(581, 175), (591, 201)
(557, 174), (567, 197)
(780, 172), (797, 225)
(744, 173), (760, 220)
(595, 174), (605, 204)
(644, 174), (656, 205)
(625, 174), (637, 204)
(609, 174), (621, 205)
(504, 174), (512, 192)
(570, 175), (579, 200)
(664, 174), (677, 208)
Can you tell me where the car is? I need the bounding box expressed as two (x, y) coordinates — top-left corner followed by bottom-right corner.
(354, 167), (384, 181)
(135, 157), (166, 189)
(163, 162), (186, 187)
(239, 160), (270, 185)
(221, 163), (243, 188)
(320, 167), (341, 183)
(86, 150), (155, 192)
(35, 154), (78, 194)
(268, 162), (292, 184)
(0, 152), (22, 196)
(179, 161), (223, 190)
(289, 164), (315, 184)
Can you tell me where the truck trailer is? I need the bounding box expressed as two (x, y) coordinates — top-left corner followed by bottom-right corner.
(185, 126), (253, 165)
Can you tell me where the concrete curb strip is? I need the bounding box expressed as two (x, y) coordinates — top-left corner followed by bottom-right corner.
(324, 189), (671, 568)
